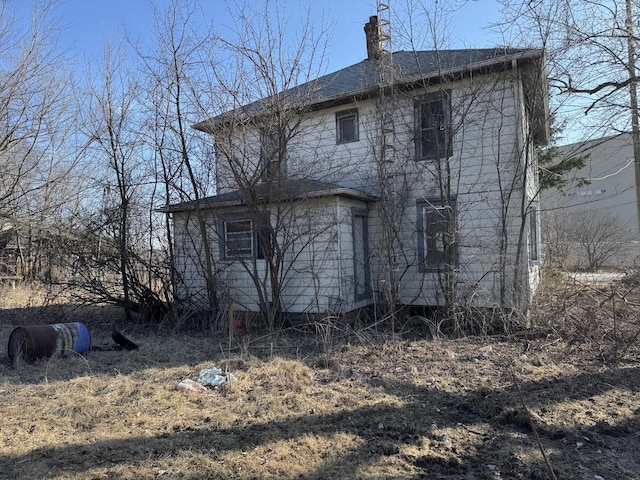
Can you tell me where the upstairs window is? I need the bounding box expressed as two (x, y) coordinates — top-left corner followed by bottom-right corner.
(260, 127), (285, 180)
(336, 109), (359, 143)
(416, 91), (452, 160)
(417, 198), (457, 272)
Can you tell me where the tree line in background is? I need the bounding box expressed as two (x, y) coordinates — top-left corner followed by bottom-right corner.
(0, 0), (637, 330)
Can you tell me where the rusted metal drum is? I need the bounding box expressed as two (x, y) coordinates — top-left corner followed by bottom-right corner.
(7, 322), (91, 363)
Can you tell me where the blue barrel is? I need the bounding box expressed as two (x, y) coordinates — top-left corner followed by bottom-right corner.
(7, 322), (91, 363)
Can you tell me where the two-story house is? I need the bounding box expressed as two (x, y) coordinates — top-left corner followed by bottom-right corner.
(160, 17), (549, 325)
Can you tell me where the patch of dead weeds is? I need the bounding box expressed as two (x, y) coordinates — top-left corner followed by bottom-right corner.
(1, 278), (640, 478)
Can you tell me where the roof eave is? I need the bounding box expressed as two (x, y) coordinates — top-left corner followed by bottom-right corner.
(193, 49), (546, 131)
(312, 49), (547, 113)
(518, 51), (550, 146)
(158, 186), (379, 214)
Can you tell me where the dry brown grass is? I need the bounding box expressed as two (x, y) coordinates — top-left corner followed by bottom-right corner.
(1, 279), (640, 479)
(0, 283), (49, 309)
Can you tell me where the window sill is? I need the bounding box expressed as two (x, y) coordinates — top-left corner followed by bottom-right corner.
(416, 154), (452, 161)
(419, 267), (444, 274)
(220, 257), (264, 262)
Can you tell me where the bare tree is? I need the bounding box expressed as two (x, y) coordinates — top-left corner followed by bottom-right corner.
(500, 0), (640, 241)
(0, 0), (84, 282)
(135, 0), (220, 326)
(80, 42), (146, 320)
(187, 0), (332, 331)
(546, 209), (634, 271)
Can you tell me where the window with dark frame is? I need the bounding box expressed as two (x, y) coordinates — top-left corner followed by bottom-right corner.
(529, 202), (540, 263)
(336, 109), (359, 144)
(260, 127), (284, 180)
(417, 198), (457, 272)
(220, 214), (270, 260)
(224, 219), (253, 259)
(416, 90), (452, 160)
(352, 209), (371, 301)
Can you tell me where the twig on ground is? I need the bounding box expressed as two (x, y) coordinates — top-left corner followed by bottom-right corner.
(541, 338), (562, 349)
(512, 371), (558, 480)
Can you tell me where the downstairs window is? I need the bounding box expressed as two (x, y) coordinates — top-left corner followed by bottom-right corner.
(417, 198), (457, 272)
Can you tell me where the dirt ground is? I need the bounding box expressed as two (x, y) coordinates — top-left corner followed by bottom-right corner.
(0, 276), (639, 479)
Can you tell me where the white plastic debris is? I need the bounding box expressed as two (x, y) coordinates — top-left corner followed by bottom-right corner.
(198, 367), (238, 387)
(478, 345), (493, 360)
(176, 379), (208, 393)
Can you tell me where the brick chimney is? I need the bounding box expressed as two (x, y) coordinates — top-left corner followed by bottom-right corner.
(364, 15), (383, 60)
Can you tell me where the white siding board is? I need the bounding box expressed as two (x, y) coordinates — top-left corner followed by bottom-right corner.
(365, 74), (535, 308)
(172, 63), (544, 314)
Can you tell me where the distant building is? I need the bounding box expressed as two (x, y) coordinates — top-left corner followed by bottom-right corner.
(542, 133), (639, 269)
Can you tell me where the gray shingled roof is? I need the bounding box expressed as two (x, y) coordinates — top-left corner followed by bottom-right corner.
(158, 179), (378, 213)
(297, 48), (539, 103)
(195, 48), (542, 130)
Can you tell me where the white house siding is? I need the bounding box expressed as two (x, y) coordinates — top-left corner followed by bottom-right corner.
(213, 100), (382, 196)
(274, 195), (373, 314)
(520, 71), (543, 304)
(288, 101), (381, 192)
(180, 56), (545, 313)
(371, 72), (536, 308)
(213, 129), (260, 194)
(275, 197), (344, 314)
(172, 195), (372, 315)
(172, 210), (219, 307)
